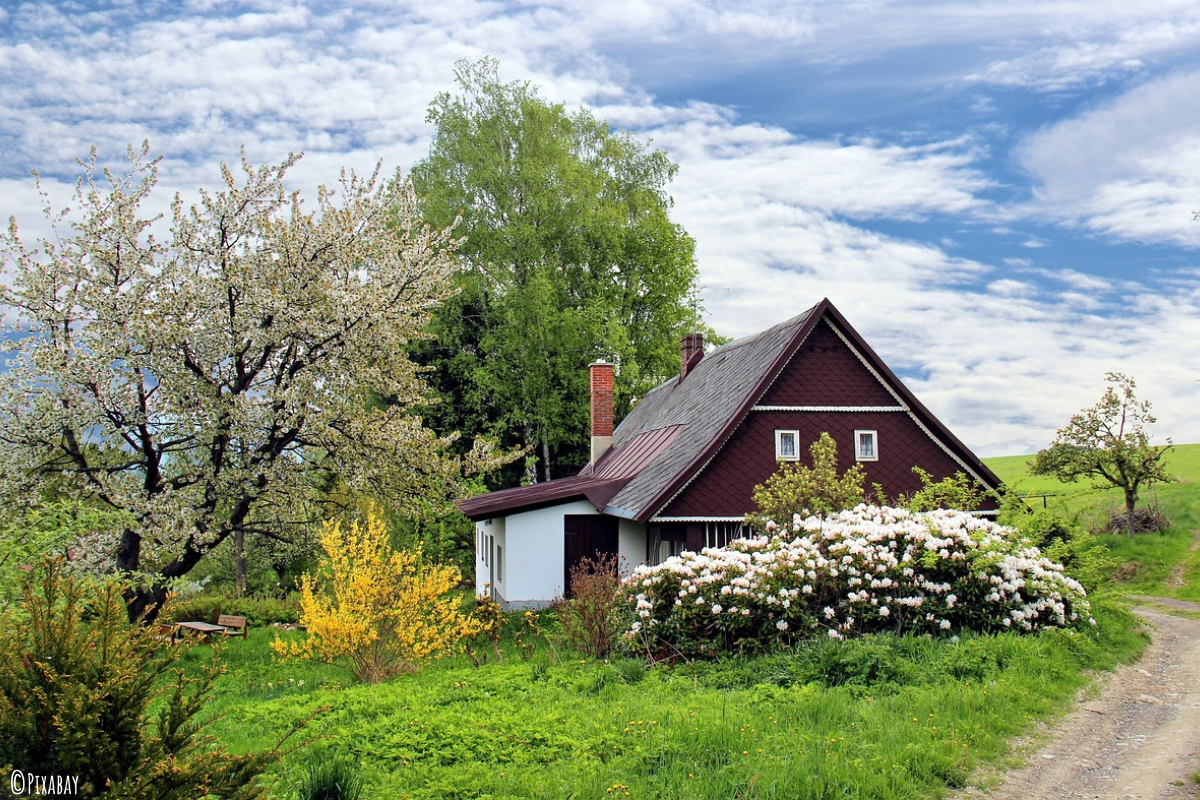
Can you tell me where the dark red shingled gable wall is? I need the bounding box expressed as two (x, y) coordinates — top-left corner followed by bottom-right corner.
(757, 320), (897, 407)
(660, 319), (997, 518)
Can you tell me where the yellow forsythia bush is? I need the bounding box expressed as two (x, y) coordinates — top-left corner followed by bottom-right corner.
(273, 508), (481, 683)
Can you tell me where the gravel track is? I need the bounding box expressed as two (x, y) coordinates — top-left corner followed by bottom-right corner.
(955, 600), (1200, 799)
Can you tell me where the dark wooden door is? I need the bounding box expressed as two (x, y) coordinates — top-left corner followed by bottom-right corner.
(563, 515), (618, 598)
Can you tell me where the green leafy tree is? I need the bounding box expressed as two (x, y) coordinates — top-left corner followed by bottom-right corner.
(747, 433), (866, 529)
(0, 144), (508, 618)
(0, 560), (297, 797)
(901, 468), (989, 512)
(1031, 372), (1174, 536)
(411, 58), (704, 484)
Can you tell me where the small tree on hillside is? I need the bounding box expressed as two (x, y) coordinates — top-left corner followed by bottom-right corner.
(746, 433), (865, 530)
(1031, 372), (1174, 536)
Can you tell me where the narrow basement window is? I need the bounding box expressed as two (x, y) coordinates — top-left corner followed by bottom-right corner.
(855, 430), (878, 461)
(775, 429), (799, 460)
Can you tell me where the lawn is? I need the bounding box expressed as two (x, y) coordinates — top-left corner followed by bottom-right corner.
(197, 607), (1141, 799)
(184, 446), (1200, 798)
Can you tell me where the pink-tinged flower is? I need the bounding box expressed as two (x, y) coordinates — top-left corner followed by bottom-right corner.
(776, 620), (788, 631)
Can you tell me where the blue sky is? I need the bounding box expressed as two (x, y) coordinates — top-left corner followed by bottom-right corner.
(2, 0), (1199, 457)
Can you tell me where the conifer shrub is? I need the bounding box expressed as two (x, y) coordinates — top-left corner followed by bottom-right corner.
(622, 505), (1093, 660)
(0, 560), (291, 798)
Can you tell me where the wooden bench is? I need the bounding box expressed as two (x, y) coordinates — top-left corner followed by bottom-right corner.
(216, 614), (248, 639)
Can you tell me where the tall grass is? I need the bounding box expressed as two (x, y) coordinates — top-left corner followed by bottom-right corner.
(197, 602), (1142, 799)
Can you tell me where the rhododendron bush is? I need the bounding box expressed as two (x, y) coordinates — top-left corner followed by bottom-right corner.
(622, 506), (1092, 658)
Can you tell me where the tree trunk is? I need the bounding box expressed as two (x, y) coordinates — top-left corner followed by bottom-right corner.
(1124, 489), (1137, 537)
(234, 528), (247, 597)
(542, 439), (552, 483)
(523, 424), (538, 484)
(124, 584), (171, 624)
(115, 529), (141, 573)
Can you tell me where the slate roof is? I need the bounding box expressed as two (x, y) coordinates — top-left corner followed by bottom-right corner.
(597, 309), (815, 521)
(458, 303), (818, 522)
(457, 298), (1003, 523)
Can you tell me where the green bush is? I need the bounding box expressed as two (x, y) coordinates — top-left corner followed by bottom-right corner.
(0, 560), (293, 798)
(165, 591), (302, 625)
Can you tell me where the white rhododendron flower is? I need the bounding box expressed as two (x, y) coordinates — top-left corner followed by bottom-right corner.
(620, 505), (1092, 656)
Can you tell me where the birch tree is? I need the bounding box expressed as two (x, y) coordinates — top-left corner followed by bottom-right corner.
(0, 143), (503, 618)
(411, 58), (702, 485)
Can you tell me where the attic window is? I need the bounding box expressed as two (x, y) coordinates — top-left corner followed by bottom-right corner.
(775, 430), (799, 461)
(855, 430), (878, 462)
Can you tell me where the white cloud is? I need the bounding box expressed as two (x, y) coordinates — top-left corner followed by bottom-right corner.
(1015, 68), (1200, 245)
(3, 0), (1200, 460)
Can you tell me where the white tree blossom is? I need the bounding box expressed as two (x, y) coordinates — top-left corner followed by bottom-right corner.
(0, 143), (503, 616)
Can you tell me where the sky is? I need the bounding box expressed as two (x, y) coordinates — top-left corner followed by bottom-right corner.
(2, 0), (1199, 458)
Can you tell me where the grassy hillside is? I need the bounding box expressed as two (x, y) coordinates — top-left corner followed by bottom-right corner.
(174, 450), (1198, 798)
(985, 443), (1200, 602)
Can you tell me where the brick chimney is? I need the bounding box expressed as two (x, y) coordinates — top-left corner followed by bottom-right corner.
(589, 360), (614, 464)
(680, 333), (705, 380)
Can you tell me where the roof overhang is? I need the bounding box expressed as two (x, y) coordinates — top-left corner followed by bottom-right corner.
(456, 475), (632, 522)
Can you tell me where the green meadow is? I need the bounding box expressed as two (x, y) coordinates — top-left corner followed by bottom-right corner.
(176, 445), (1200, 798)
(989, 443), (1200, 602)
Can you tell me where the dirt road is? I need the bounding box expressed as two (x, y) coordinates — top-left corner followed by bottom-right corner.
(956, 600), (1200, 799)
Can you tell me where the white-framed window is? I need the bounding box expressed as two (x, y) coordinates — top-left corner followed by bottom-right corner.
(775, 429), (799, 460)
(855, 430), (878, 461)
(495, 544), (503, 582)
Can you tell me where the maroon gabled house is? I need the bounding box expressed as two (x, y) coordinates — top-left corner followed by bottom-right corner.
(459, 298), (1003, 608)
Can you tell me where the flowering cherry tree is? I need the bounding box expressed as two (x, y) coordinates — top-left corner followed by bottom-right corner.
(623, 506), (1092, 658)
(0, 144), (504, 618)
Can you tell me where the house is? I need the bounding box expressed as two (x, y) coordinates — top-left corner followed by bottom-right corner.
(458, 298), (1003, 608)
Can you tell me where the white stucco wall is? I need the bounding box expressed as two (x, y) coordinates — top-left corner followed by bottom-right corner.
(500, 500), (594, 607)
(618, 517), (648, 575)
(474, 515), (506, 600)
(477, 502), (650, 608)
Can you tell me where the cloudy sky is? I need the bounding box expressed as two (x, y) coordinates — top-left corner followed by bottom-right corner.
(2, 1), (1199, 457)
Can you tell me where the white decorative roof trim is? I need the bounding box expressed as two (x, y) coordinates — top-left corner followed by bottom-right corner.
(752, 405), (906, 412)
(650, 517), (748, 523)
(904, 410), (993, 489)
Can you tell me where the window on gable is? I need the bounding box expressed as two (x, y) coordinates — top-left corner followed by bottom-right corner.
(775, 429), (799, 461)
(855, 430), (878, 461)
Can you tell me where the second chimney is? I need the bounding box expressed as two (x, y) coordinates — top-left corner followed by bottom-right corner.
(589, 360), (614, 464)
(680, 333), (705, 380)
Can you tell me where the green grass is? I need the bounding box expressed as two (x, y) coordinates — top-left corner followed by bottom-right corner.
(178, 446), (1200, 798)
(985, 443), (1200, 601)
(189, 602), (1144, 799)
